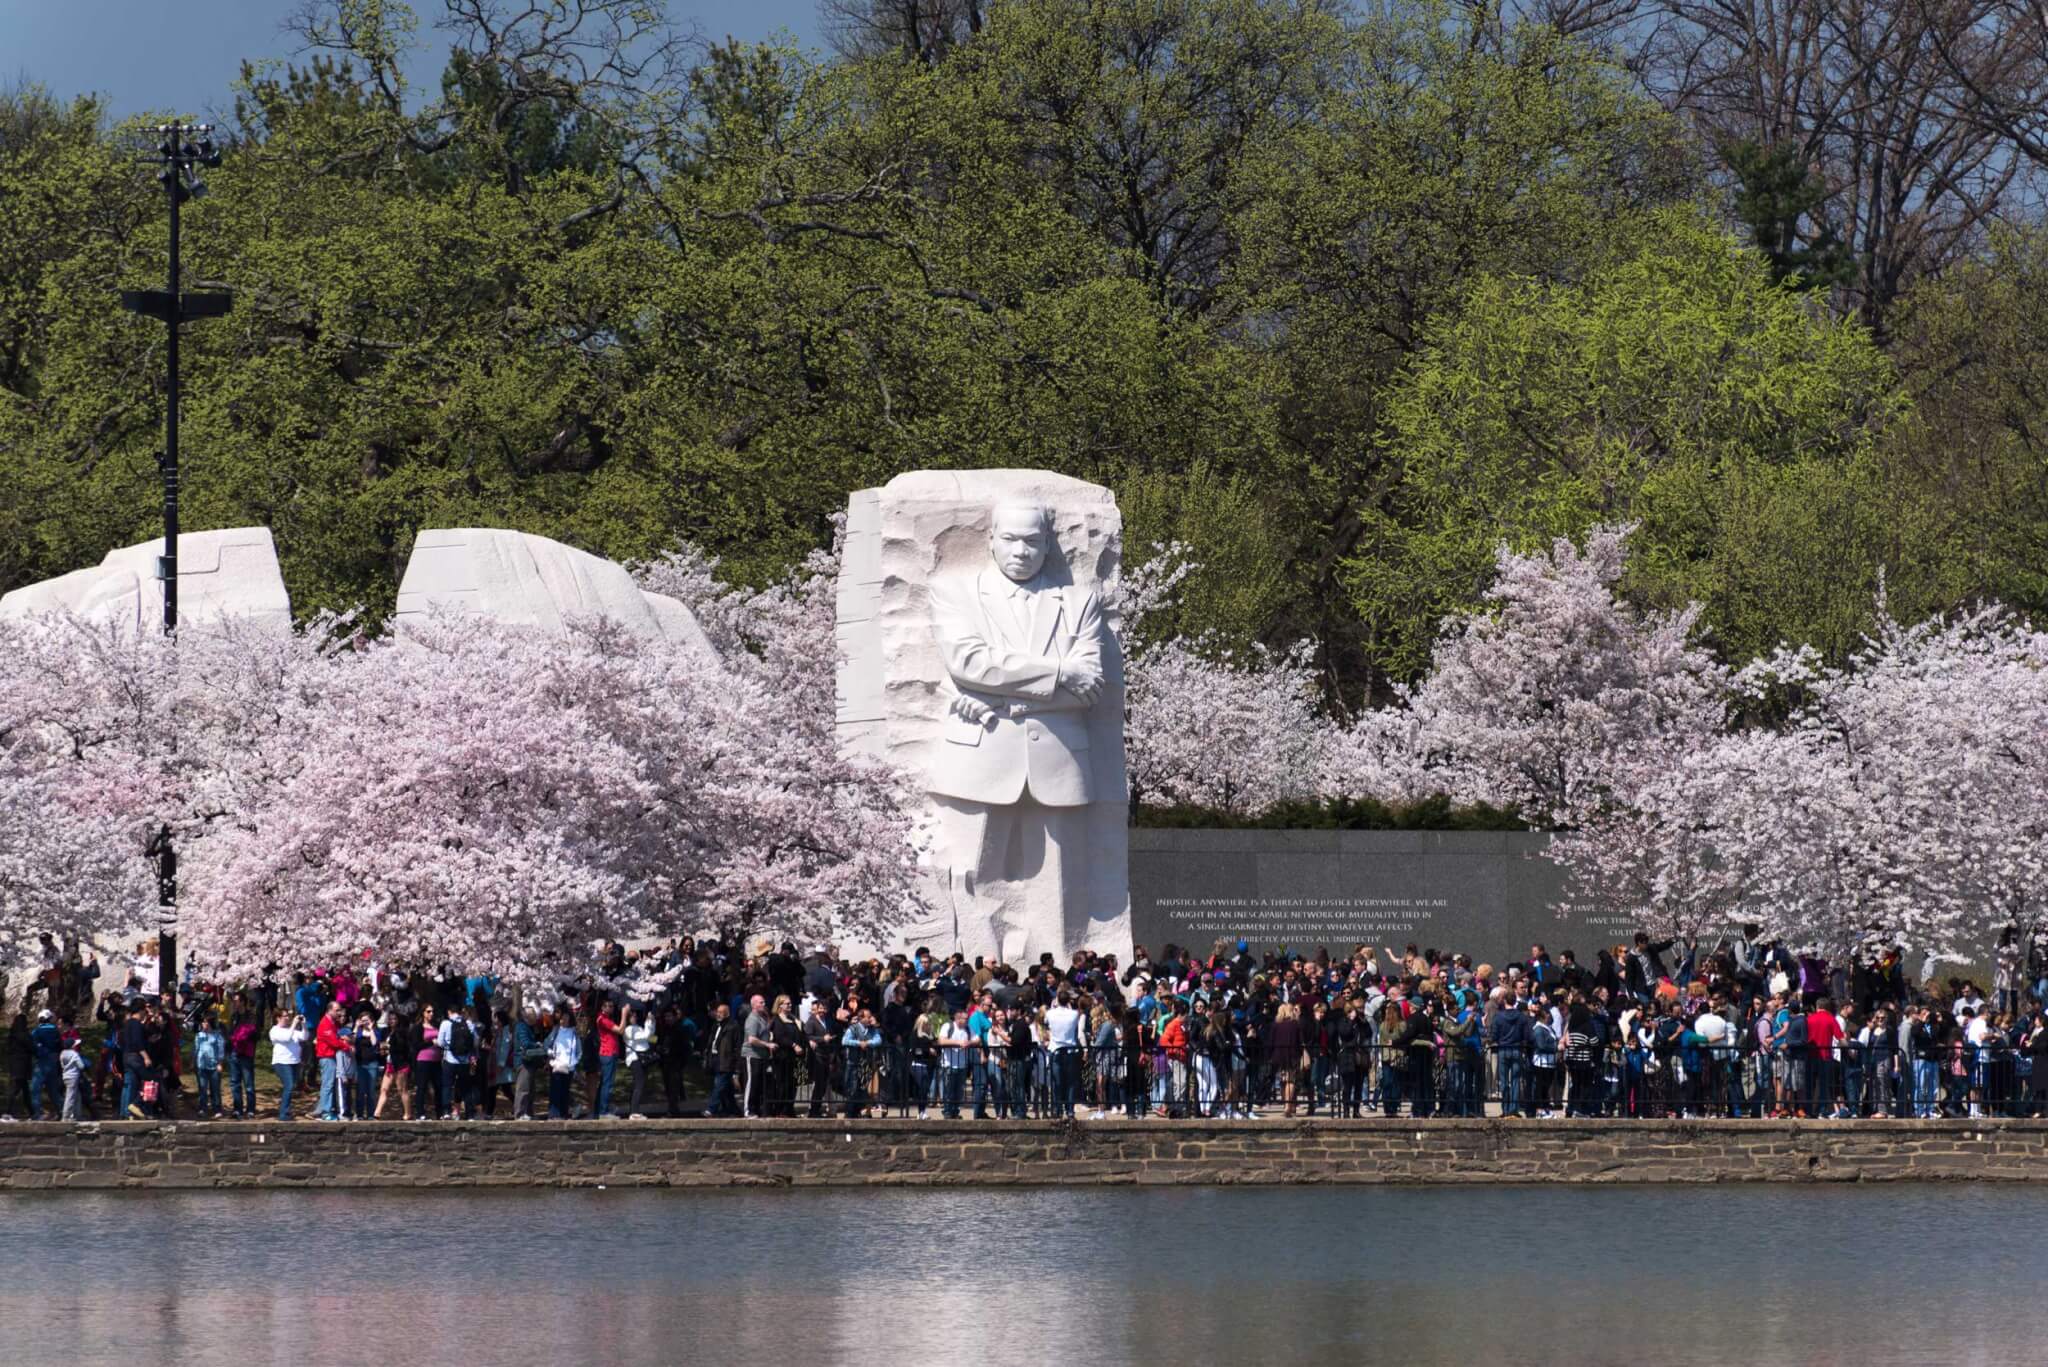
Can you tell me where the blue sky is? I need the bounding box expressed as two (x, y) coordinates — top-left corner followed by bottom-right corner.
(2, 0), (826, 122)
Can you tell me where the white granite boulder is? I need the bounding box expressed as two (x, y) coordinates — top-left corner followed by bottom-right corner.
(0, 527), (292, 633)
(394, 528), (718, 662)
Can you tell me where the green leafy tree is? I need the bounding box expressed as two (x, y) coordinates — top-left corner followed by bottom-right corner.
(1222, 2), (1701, 696)
(0, 86), (159, 595)
(5, 0), (2028, 697)
(1884, 225), (2048, 622)
(1354, 206), (1914, 675)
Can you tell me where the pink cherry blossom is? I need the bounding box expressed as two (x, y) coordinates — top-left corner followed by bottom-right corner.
(1394, 524), (1729, 824)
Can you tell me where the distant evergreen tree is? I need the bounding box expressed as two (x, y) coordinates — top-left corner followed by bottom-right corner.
(1725, 139), (1855, 291)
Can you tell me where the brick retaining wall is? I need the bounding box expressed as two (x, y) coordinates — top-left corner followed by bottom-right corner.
(2, 1118), (2045, 1188)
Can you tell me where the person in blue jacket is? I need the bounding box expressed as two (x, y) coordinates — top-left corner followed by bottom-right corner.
(1488, 998), (1533, 1118)
(28, 1010), (63, 1120)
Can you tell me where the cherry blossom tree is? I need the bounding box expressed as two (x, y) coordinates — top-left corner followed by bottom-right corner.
(1113, 541), (1196, 649)
(1939, 618), (2048, 950)
(1314, 705), (1434, 806)
(1721, 605), (2048, 963)
(0, 765), (156, 973)
(633, 530), (929, 949)
(1394, 524), (1730, 825)
(0, 528), (924, 987)
(0, 615), (171, 970)
(1337, 524), (1743, 943)
(1107, 542), (1342, 816)
(179, 617), (649, 985)
(1545, 593), (2048, 965)
(182, 609), (926, 988)
(632, 539), (839, 720)
(1124, 635), (1330, 816)
(1542, 732), (1764, 944)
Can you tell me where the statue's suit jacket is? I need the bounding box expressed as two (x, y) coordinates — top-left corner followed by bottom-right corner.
(928, 566), (1108, 807)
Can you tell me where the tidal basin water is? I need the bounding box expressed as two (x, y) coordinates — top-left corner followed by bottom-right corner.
(1, 1184), (2038, 1367)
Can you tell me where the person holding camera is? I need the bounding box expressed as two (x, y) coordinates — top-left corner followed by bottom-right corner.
(268, 1012), (308, 1121)
(546, 1007), (582, 1120)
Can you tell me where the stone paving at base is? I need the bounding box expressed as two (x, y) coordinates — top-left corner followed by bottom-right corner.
(2, 1116), (2041, 1188)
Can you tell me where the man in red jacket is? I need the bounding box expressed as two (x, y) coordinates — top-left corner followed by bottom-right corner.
(314, 1002), (352, 1121)
(1806, 996), (1845, 1118)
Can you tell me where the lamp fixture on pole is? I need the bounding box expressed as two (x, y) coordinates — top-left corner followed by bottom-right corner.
(119, 121), (231, 1002)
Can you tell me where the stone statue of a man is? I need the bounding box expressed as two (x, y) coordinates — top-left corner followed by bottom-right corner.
(924, 500), (1113, 962)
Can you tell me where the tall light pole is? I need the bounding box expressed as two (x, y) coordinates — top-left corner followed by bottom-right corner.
(121, 121), (230, 1001)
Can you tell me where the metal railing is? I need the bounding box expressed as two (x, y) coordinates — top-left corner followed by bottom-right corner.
(31, 1037), (2031, 1122)
(690, 1038), (2042, 1120)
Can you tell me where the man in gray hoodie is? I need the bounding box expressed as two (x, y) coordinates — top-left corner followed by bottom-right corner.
(742, 995), (773, 1118)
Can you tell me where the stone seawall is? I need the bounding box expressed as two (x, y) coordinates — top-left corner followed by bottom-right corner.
(2, 1118), (2044, 1188)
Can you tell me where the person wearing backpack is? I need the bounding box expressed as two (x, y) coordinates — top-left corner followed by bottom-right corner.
(511, 1005), (544, 1120)
(1402, 997), (1439, 1119)
(440, 1006), (477, 1120)
(1440, 993), (1480, 1117)
(1772, 997), (1809, 1117)
(1651, 1005), (1685, 1116)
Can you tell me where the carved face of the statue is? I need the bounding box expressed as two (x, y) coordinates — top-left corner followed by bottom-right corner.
(988, 503), (1051, 583)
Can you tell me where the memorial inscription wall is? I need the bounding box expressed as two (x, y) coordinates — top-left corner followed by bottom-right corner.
(1128, 829), (1695, 962)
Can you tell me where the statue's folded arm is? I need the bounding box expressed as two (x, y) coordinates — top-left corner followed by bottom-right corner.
(930, 579), (1059, 701)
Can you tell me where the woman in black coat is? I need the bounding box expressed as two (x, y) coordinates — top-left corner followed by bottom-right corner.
(768, 995), (804, 1117)
(5, 1014), (32, 1119)
(1266, 1004), (1306, 1118)
(1334, 1004), (1369, 1118)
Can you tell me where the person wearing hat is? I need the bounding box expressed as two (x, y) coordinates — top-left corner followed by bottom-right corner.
(28, 1009), (62, 1121)
(59, 1035), (89, 1122)
(1210, 968), (1233, 1013)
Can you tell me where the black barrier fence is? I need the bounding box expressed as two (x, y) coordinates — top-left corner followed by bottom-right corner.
(694, 1039), (2047, 1121)
(42, 1031), (2042, 1123)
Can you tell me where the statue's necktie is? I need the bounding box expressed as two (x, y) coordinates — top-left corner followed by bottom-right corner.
(1009, 585), (1033, 645)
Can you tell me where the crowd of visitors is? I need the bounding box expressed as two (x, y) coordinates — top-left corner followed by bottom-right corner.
(5, 925), (2046, 1124)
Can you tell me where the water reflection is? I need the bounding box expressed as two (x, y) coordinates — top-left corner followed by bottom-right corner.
(0, 1186), (2037, 1367)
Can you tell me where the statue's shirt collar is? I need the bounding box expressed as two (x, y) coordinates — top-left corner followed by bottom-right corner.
(986, 567), (1052, 597)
